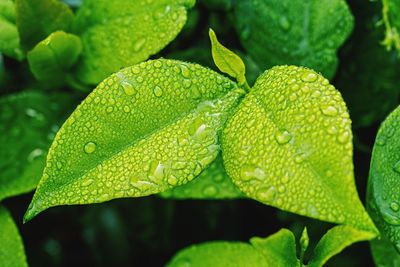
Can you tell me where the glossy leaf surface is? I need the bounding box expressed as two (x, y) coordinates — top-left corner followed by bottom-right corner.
(73, 0), (195, 84)
(233, 0), (354, 79)
(15, 0), (73, 50)
(209, 29), (246, 85)
(0, 206), (28, 267)
(367, 105), (400, 256)
(27, 31), (82, 82)
(160, 154), (243, 199)
(222, 65), (376, 233)
(25, 59), (244, 222)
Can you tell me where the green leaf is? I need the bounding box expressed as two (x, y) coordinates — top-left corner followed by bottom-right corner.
(300, 227), (309, 263)
(250, 229), (298, 267)
(370, 238), (400, 267)
(209, 28), (247, 86)
(24, 59), (245, 222)
(15, 0), (73, 50)
(233, 0), (354, 79)
(381, 0), (400, 52)
(27, 31), (82, 82)
(0, 0), (24, 60)
(0, 91), (75, 201)
(367, 105), (400, 255)
(167, 241), (269, 267)
(336, 6), (400, 128)
(160, 154), (243, 199)
(222, 65), (377, 234)
(0, 205), (28, 267)
(308, 225), (376, 267)
(72, 0), (195, 85)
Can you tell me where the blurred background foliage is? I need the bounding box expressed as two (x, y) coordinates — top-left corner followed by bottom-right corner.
(1, 0), (399, 266)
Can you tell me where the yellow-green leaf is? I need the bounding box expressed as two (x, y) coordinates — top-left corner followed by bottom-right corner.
(24, 59), (245, 222)
(209, 28), (247, 86)
(222, 65), (377, 234)
(160, 154), (243, 199)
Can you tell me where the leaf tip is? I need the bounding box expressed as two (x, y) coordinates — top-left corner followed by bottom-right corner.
(23, 201), (42, 223)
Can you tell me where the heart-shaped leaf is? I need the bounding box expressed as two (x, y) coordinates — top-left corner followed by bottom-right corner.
(160, 154), (243, 199)
(233, 0), (354, 79)
(72, 0), (195, 84)
(27, 31), (82, 82)
(0, 205), (28, 267)
(0, 91), (75, 201)
(24, 59), (245, 222)
(15, 0), (73, 50)
(222, 65), (377, 233)
(367, 105), (400, 256)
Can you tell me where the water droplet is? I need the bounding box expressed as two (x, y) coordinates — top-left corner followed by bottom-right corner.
(153, 86), (163, 97)
(172, 161), (186, 170)
(301, 72), (318, 82)
(279, 16), (291, 31)
(27, 148), (44, 162)
(274, 130), (292, 145)
(84, 142), (97, 154)
(393, 161), (400, 174)
(202, 185), (217, 197)
(148, 161), (165, 181)
(337, 131), (350, 144)
(294, 153), (305, 163)
(376, 137), (386, 146)
(382, 211), (400, 226)
(133, 38), (146, 52)
(320, 105), (338, 116)
(240, 165), (266, 181)
(180, 65), (190, 78)
(106, 106), (113, 113)
(167, 175), (179, 186)
(121, 81), (136, 96)
(390, 201), (399, 212)
(188, 117), (206, 136)
(154, 61), (162, 68)
(82, 179), (94, 187)
(256, 186), (276, 202)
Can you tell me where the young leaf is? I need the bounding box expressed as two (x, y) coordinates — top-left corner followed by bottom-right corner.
(222, 65), (377, 234)
(160, 154), (243, 199)
(167, 242), (269, 267)
(72, 0), (195, 85)
(0, 91), (75, 201)
(250, 229), (298, 267)
(27, 31), (82, 82)
(24, 59), (245, 222)
(308, 226), (376, 267)
(367, 105), (400, 254)
(300, 227), (309, 263)
(209, 29), (247, 86)
(0, 0), (24, 60)
(233, 0), (354, 79)
(15, 0), (73, 50)
(0, 205), (28, 267)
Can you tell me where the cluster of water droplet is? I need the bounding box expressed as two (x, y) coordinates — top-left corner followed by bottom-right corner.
(26, 59), (242, 218)
(75, 0), (194, 84)
(222, 65), (372, 229)
(161, 155), (243, 199)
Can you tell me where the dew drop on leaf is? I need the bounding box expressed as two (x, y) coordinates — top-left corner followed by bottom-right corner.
(320, 106), (338, 117)
(393, 161), (400, 174)
(153, 86), (163, 97)
(301, 72), (318, 82)
(274, 129), (292, 145)
(84, 142), (97, 154)
(121, 81), (136, 96)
